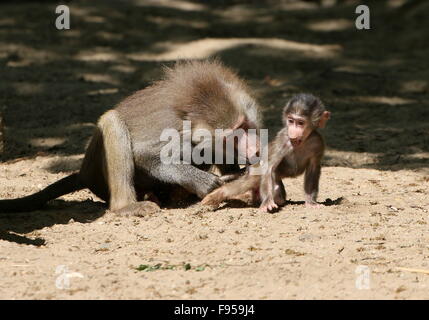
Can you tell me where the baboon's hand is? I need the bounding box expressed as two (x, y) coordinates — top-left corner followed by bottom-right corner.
(154, 163), (224, 199)
(219, 173), (242, 183)
(193, 174), (224, 199)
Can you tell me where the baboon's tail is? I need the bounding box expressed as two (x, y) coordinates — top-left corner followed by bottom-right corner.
(0, 173), (83, 213)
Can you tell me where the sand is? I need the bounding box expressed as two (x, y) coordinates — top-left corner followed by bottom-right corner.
(0, 0), (428, 299)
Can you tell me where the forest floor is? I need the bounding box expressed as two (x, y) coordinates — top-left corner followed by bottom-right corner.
(0, 0), (428, 299)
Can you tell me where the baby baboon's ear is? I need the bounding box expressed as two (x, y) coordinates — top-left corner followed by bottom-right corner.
(318, 111), (330, 128)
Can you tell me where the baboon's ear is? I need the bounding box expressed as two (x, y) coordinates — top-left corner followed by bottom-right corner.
(318, 111), (330, 128)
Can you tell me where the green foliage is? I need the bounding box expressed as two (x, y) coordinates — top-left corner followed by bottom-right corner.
(136, 262), (209, 272)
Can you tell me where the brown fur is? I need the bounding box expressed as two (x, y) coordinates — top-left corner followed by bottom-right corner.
(0, 60), (262, 214)
(202, 93), (329, 213)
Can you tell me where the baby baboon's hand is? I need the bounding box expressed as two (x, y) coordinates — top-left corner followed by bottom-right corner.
(201, 189), (224, 209)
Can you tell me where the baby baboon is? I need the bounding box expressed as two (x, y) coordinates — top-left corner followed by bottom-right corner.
(202, 93), (330, 213)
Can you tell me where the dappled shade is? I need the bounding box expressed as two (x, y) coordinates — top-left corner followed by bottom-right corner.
(0, 0), (427, 172)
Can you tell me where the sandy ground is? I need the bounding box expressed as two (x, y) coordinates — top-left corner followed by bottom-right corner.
(0, 0), (428, 299)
